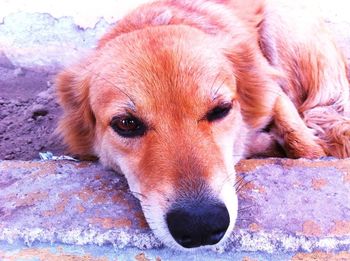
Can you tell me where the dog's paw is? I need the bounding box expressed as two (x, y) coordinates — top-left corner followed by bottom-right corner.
(284, 137), (327, 159)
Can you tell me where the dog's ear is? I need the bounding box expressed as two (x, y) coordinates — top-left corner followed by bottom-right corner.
(55, 63), (96, 158)
(224, 40), (282, 129)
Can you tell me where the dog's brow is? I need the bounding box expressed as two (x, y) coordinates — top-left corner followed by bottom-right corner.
(86, 66), (137, 109)
(124, 101), (137, 113)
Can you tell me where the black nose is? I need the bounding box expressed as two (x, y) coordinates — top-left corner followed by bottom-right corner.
(166, 202), (230, 248)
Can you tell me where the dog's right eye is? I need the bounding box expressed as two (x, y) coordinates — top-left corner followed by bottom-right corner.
(206, 102), (232, 122)
(110, 116), (147, 138)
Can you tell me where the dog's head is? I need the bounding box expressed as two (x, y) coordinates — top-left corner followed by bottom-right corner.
(56, 25), (277, 249)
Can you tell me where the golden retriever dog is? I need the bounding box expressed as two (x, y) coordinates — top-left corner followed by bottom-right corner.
(56, 0), (350, 249)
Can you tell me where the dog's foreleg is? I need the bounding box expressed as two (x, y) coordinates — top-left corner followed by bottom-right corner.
(272, 92), (326, 158)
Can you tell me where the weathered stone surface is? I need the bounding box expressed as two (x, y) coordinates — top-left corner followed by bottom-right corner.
(0, 158), (349, 259)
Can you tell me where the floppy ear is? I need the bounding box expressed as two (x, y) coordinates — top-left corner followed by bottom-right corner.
(225, 41), (282, 129)
(55, 64), (96, 158)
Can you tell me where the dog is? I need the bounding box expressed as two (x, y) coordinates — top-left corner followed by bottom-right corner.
(56, 0), (350, 249)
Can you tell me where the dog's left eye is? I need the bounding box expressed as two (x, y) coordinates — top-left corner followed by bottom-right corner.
(110, 115), (147, 138)
(206, 103), (232, 122)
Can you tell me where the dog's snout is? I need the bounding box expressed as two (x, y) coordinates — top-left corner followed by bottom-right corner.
(166, 202), (230, 248)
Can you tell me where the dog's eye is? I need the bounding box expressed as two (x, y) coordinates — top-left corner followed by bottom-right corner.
(110, 116), (147, 138)
(206, 103), (232, 122)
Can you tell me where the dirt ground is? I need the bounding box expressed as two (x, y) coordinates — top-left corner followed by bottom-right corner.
(0, 62), (66, 160)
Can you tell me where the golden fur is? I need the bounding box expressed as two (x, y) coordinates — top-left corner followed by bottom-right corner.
(56, 0), (350, 249)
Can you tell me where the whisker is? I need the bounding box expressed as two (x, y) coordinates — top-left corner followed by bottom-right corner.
(234, 176), (244, 187)
(236, 179), (253, 193)
(218, 171), (236, 192)
(233, 175), (245, 188)
(211, 76), (228, 101)
(129, 190), (148, 200)
(238, 204), (255, 213)
(235, 217), (255, 223)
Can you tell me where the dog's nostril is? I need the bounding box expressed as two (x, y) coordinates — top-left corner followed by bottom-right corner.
(166, 202), (230, 248)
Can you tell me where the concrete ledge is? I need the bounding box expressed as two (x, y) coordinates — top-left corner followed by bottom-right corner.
(0, 158), (350, 260)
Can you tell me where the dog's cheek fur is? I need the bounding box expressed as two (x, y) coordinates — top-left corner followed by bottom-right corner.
(95, 138), (180, 247)
(207, 106), (247, 243)
(211, 101), (248, 171)
(55, 66), (96, 157)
